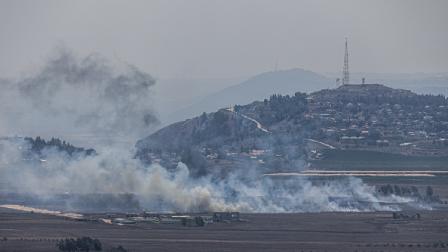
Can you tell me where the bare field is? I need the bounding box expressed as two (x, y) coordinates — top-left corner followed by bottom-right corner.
(1, 207), (448, 252)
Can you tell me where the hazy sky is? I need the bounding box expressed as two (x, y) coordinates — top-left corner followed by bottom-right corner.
(1, 0), (447, 79)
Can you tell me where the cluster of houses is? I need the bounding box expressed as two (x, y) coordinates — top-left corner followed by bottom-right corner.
(306, 85), (448, 156)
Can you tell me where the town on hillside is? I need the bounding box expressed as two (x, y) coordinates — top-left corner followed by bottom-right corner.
(136, 83), (448, 175)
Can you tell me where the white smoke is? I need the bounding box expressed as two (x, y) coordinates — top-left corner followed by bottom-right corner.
(0, 47), (158, 146)
(0, 138), (417, 213)
(0, 48), (427, 213)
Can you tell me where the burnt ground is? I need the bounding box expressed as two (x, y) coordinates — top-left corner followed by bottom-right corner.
(1, 207), (448, 252)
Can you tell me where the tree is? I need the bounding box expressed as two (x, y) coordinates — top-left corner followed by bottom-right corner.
(109, 245), (127, 252)
(200, 112), (207, 124)
(56, 237), (102, 251)
(426, 186), (434, 197)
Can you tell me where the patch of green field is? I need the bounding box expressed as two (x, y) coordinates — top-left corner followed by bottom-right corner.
(311, 149), (448, 170)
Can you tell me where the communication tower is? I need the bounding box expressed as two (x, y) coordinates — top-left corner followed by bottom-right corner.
(342, 38), (349, 85)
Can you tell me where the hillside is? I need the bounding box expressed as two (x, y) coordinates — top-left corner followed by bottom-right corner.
(164, 68), (332, 124)
(136, 84), (448, 176)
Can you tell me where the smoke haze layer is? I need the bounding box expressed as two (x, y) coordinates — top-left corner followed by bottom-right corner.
(0, 138), (423, 213)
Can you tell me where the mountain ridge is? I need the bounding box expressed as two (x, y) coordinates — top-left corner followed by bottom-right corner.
(164, 68), (332, 124)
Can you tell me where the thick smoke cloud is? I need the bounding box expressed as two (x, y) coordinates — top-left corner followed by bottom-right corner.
(0, 139), (421, 213)
(0, 48), (158, 145)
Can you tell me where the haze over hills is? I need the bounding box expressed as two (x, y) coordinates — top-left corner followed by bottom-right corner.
(153, 76), (246, 121)
(161, 69), (448, 126)
(163, 68), (333, 125)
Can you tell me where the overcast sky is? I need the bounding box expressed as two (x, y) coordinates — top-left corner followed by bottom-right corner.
(1, 0), (447, 80)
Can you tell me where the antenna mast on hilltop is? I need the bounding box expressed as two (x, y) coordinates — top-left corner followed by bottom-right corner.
(342, 38), (350, 85)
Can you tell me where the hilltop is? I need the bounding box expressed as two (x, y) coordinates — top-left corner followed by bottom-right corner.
(136, 84), (448, 176)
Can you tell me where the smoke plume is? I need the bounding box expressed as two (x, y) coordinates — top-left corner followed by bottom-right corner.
(0, 47), (158, 146)
(0, 49), (429, 213)
(0, 138), (422, 213)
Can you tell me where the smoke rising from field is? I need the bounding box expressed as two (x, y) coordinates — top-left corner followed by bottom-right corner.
(0, 47), (158, 144)
(0, 138), (420, 213)
(0, 49), (428, 213)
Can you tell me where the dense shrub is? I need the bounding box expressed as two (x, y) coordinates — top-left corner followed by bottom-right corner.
(56, 237), (102, 251)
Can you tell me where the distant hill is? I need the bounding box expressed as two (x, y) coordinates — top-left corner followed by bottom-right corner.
(164, 69), (332, 124)
(153, 77), (245, 120)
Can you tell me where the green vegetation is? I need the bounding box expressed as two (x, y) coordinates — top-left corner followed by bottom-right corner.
(25, 136), (96, 157)
(257, 92), (308, 125)
(56, 237), (102, 251)
(109, 245), (127, 252)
